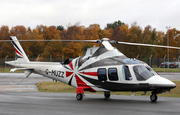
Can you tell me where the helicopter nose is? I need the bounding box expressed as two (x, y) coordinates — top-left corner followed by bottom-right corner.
(162, 79), (176, 89)
(148, 76), (176, 90)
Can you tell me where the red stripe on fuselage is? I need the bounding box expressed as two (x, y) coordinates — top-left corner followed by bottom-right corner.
(66, 71), (73, 77)
(75, 74), (86, 87)
(75, 74), (96, 92)
(69, 61), (74, 70)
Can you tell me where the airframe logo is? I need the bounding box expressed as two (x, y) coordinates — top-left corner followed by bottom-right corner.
(104, 61), (118, 64)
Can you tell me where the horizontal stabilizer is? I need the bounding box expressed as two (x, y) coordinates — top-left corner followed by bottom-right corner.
(10, 68), (34, 85)
(10, 68), (34, 73)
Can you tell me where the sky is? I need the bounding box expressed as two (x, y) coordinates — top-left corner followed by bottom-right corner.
(0, 0), (180, 32)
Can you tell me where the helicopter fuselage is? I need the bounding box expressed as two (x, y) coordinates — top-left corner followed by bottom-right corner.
(6, 36), (176, 102)
(8, 46), (175, 93)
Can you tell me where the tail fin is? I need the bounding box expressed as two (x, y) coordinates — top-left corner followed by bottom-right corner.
(10, 36), (29, 63)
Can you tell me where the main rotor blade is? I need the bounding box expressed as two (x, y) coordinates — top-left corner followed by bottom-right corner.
(2, 38), (180, 50)
(117, 41), (180, 49)
(0, 39), (99, 42)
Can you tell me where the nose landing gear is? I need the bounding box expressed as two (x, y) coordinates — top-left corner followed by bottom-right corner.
(150, 92), (157, 102)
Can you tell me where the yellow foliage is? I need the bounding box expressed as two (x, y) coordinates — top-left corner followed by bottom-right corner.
(62, 42), (82, 58)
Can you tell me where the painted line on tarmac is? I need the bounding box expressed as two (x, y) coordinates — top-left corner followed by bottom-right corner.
(0, 94), (73, 100)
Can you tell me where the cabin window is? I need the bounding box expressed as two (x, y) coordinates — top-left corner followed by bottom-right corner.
(97, 68), (107, 81)
(122, 65), (133, 81)
(133, 65), (154, 81)
(108, 68), (118, 81)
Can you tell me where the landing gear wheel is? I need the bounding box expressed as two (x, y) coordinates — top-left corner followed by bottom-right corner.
(76, 93), (83, 100)
(104, 92), (110, 98)
(150, 94), (157, 102)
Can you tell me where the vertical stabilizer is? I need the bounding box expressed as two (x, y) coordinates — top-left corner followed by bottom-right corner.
(10, 36), (29, 63)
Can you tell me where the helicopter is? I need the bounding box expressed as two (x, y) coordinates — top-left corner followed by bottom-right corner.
(5, 36), (178, 102)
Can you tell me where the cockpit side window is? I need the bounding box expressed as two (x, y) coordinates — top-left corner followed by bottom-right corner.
(122, 65), (132, 81)
(133, 65), (154, 81)
(97, 68), (107, 81)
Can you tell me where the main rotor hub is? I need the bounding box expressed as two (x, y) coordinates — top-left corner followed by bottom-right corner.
(100, 38), (117, 44)
(101, 38), (110, 41)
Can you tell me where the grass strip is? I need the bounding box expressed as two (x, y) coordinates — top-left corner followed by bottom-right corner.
(0, 68), (24, 73)
(153, 68), (180, 72)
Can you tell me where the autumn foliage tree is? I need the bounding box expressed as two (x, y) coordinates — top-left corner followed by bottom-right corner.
(0, 26), (12, 58)
(62, 42), (82, 58)
(28, 29), (44, 57)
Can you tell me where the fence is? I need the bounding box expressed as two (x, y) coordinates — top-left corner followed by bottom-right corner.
(138, 58), (179, 68)
(1, 57), (179, 69)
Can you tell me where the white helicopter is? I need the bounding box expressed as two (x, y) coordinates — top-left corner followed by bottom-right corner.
(5, 36), (178, 102)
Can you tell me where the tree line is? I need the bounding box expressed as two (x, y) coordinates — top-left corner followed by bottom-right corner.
(0, 20), (180, 60)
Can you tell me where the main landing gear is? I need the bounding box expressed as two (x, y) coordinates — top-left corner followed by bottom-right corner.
(76, 93), (83, 100)
(104, 92), (111, 98)
(150, 92), (158, 102)
(76, 87), (84, 100)
(76, 89), (111, 100)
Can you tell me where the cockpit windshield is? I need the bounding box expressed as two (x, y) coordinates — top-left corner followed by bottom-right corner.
(133, 65), (154, 81)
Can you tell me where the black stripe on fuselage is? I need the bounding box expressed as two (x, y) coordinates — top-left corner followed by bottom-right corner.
(78, 74), (174, 92)
(68, 75), (74, 86)
(62, 64), (72, 71)
(78, 74), (139, 91)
